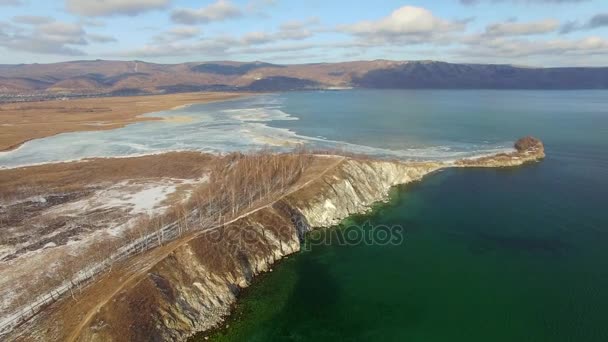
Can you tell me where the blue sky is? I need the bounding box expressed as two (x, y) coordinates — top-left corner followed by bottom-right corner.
(0, 0), (607, 66)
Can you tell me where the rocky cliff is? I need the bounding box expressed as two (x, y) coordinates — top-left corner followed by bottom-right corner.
(73, 158), (443, 341)
(10, 138), (545, 342)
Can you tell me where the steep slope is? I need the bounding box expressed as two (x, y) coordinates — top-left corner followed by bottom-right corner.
(5, 138), (545, 342)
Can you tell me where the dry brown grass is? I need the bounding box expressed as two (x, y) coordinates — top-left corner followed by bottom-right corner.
(0, 151), (214, 201)
(0, 92), (245, 151)
(0, 150), (329, 334)
(4, 151), (338, 341)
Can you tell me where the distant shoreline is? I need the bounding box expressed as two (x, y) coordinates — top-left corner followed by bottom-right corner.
(0, 92), (246, 153)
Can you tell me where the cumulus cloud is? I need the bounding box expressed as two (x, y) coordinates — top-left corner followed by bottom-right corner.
(12, 16), (54, 25)
(0, 21), (87, 55)
(277, 17), (320, 40)
(65, 0), (170, 17)
(87, 33), (117, 43)
(167, 26), (201, 39)
(0, 18), (118, 56)
(340, 6), (467, 44)
(79, 18), (106, 27)
(171, 0), (242, 25)
(236, 17), (320, 45)
(0, 0), (23, 6)
(153, 26), (202, 43)
(117, 17), (320, 59)
(484, 19), (559, 36)
(116, 38), (233, 58)
(561, 13), (608, 33)
(241, 31), (273, 45)
(237, 42), (320, 55)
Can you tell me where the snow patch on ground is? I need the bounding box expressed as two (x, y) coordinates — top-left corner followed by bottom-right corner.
(103, 183), (177, 215)
(46, 178), (199, 218)
(0, 176), (209, 316)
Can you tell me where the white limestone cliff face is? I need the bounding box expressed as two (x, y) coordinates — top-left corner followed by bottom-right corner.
(285, 159), (442, 228)
(74, 159), (443, 342)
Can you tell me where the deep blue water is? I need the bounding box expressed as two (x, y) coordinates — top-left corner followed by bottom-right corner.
(193, 90), (608, 342)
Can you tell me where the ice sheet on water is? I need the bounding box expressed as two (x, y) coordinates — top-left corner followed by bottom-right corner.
(0, 94), (511, 169)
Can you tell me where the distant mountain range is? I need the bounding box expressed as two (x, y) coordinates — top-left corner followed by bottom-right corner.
(1, 60), (607, 100)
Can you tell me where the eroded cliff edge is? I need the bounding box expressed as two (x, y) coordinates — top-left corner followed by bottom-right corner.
(10, 137), (544, 342)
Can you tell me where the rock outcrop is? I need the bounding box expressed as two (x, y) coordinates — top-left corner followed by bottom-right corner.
(455, 136), (545, 167)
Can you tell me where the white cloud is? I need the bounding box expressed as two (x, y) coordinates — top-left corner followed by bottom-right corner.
(12, 16), (54, 25)
(340, 6), (467, 43)
(153, 26), (202, 43)
(167, 26), (201, 39)
(79, 18), (106, 27)
(117, 19), (322, 59)
(171, 0), (242, 25)
(116, 38), (233, 58)
(0, 0), (23, 6)
(277, 17), (319, 40)
(0, 18), (118, 55)
(239, 18), (319, 44)
(0, 23), (87, 55)
(561, 13), (608, 34)
(242, 31), (273, 45)
(88, 33), (117, 43)
(36, 22), (87, 45)
(460, 35), (608, 58)
(65, 0), (170, 17)
(484, 19), (559, 36)
(127, 15), (321, 59)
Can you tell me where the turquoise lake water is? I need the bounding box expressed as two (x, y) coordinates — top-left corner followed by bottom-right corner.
(192, 90), (608, 341)
(0, 90), (518, 168)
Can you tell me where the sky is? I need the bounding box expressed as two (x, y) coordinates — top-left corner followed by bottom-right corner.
(0, 0), (607, 66)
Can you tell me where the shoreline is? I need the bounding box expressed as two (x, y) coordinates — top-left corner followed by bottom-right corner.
(1, 92), (515, 168)
(190, 177), (428, 341)
(1, 138), (544, 341)
(0, 92), (247, 153)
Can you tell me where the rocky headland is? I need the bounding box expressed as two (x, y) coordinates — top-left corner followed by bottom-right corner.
(4, 137), (544, 342)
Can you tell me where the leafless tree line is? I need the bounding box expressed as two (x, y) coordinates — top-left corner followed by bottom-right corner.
(0, 149), (315, 336)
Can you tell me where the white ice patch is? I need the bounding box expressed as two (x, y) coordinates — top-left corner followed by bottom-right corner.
(103, 183), (176, 215)
(222, 107), (298, 122)
(0, 93), (512, 169)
